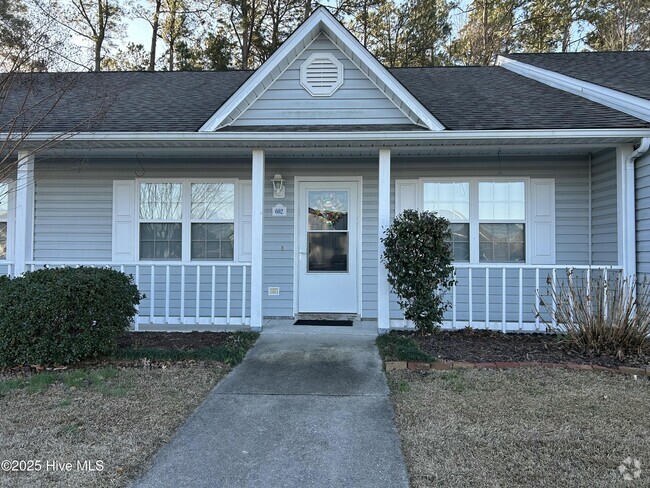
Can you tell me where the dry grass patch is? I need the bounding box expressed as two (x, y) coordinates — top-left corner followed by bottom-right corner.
(389, 368), (650, 488)
(0, 365), (227, 488)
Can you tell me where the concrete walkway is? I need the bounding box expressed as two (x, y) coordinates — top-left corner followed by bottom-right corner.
(131, 326), (409, 488)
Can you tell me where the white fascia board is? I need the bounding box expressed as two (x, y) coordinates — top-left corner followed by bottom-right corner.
(199, 7), (445, 132)
(199, 16), (320, 132)
(13, 128), (650, 144)
(497, 55), (650, 123)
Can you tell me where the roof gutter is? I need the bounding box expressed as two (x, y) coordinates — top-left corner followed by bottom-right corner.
(6, 128), (650, 144)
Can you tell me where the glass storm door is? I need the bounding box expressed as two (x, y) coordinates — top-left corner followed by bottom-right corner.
(297, 181), (359, 314)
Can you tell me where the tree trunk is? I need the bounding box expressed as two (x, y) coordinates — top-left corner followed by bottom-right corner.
(482, 0), (489, 65)
(304, 0), (311, 20)
(94, 0), (105, 71)
(149, 0), (162, 71)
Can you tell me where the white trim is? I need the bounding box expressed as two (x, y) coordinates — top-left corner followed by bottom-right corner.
(251, 150), (265, 330)
(292, 176), (364, 317)
(616, 143), (649, 277)
(14, 152), (34, 275)
(198, 7), (444, 132)
(378, 149), (391, 331)
(12, 128), (650, 144)
(617, 146), (631, 273)
(497, 56), (650, 123)
(134, 178), (240, 262)
(417, 177), (534, 265)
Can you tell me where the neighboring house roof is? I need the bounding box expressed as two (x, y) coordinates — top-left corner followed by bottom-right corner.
(391, 67), (648, 130)
(1, 66), (647, 134)
(498, 52), (650, 123)
(503, 52), (650, 101)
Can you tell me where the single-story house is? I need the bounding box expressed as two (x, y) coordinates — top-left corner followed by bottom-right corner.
(1, 7), (649, 332)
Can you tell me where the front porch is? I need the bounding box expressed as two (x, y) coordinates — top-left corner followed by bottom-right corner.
(2, 135), (642, 333)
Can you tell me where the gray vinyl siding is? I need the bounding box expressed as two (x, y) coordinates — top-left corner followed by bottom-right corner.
(389, 156), (593, 322)
(591, 149), (618, 265)
(636, 151), (650, 276)
(32, 154), (606, 324)
(262, 159), (378, 318)
(33, 159), (253, 321)
(231, 33), (413, 127)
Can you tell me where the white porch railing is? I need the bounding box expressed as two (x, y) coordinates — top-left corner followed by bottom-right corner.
(25, 261), (251, 329)
(1, 262), (14, 277)
(451, 264), (622, 332)
(392, 264), (624, 333)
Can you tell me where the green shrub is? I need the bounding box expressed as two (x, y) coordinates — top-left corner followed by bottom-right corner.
(376, 333), (434, 362)
(381, 210), (456, 333)
(0, 267), (143, 366)
(541, 270), (650, 360)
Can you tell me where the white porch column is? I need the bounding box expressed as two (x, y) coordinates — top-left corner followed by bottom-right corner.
(378, 148), (391, 332)
(616, 145), (636, 277)
(14, 151), (35, 276)
(251, 149), (265, 331)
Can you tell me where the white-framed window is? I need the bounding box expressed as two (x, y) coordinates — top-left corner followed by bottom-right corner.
(422, 181), (470, 262)
(0, 182), (8, 260)
(420, 178), (529, 264)
(137, 180), (236, 261)
(478, 181), (526, 263)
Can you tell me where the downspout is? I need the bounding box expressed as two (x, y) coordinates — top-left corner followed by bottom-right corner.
(587, 153), (594, 267)
(624, 137), (650, 278)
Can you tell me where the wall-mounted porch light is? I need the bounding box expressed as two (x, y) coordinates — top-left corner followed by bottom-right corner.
(271, 174), (285, 199)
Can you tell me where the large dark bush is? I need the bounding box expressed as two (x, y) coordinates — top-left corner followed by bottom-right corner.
(382, 210), (455, 333)
(0, 267), (143, 366)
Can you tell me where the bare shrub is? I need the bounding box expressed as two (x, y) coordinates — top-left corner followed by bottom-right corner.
(540, 269), (650, 359)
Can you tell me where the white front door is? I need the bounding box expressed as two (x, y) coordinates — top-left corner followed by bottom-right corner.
(297, 180), (359, 314)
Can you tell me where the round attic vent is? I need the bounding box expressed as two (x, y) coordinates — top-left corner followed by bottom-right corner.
(300, 53), (344, 97)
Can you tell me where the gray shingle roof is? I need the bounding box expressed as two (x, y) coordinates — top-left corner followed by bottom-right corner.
(505, 51), (650, 101)
(391, 66), (647, 130)
(0, 65), (647, 133)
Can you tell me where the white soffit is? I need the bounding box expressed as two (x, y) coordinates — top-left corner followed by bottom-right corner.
(199, 7), (445, 132)
(497, 55), (650, 123)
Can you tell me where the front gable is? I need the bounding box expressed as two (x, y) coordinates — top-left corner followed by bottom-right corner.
(200, 8), (444, 131)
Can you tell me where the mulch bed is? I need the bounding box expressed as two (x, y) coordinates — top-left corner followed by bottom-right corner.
(1, 332), (238, 376)
(401, 329), (650, 368)
(116, 331), (233, 350)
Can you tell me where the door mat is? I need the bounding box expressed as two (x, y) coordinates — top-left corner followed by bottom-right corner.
(294, 319), (353, 326)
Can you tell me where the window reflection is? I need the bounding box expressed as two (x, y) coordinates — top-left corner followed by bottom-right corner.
(140, 183), (182, 220)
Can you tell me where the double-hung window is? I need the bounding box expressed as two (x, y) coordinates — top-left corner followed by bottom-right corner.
(423, 181), (470, 262)
(421, 179), (527, 264)
(138, 181), (235, 261)
(478, 181), (525, 263)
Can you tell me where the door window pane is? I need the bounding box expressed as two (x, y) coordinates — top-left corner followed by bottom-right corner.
(479, 182), (525, 220)
(140, 223), (182, 260)
(308, 191), (349, 230)
(191, 223), (234, 260)
(191, 183), (235, 220)
(479, 223), (525, 262)
(140, 183), (183, 220)
(308, 232), (348, 272)
(423, 182), (469, 220)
